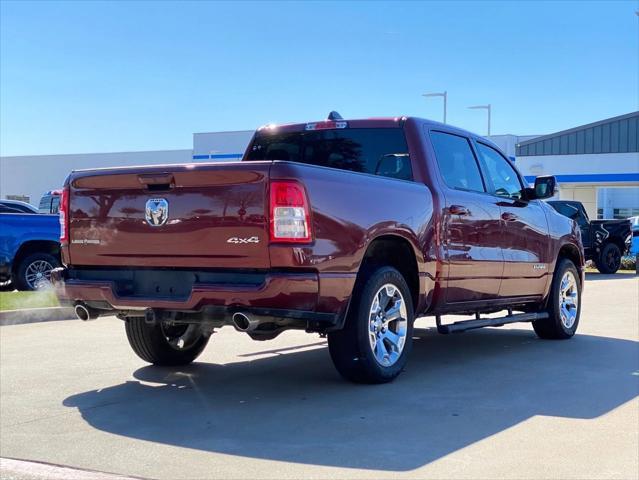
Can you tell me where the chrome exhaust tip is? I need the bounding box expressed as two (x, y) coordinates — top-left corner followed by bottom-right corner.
(74, 303), (96, 321)
(232, 312), (259, 332)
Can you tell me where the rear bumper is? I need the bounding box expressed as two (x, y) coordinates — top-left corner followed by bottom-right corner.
(51, 267), (354, 331)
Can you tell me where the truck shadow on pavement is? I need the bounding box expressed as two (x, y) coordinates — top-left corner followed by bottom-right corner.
(63, 328), (639, 472)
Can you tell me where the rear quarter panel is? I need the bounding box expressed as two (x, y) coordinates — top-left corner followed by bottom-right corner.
(268, 161), (436, 312)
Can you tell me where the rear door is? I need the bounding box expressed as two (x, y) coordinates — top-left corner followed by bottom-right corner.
(429, 130), (503, 304)
(474, 141), (550, 298)
(67, 162), (272, 269)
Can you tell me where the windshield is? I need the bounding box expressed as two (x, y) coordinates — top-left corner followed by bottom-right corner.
(245, 128), (413, 181)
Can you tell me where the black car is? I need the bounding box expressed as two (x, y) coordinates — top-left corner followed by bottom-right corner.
(548, 200), (631, 274)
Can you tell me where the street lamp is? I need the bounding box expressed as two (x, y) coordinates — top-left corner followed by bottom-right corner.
(468, 104), (491, 136)
(422, 91), (447, 124)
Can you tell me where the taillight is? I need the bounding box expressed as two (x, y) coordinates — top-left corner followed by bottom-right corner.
(59, 186), (69, 243)
(269, 181), (312, 243)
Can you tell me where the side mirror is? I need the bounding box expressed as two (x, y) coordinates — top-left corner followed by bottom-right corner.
(532, 175), (557, 199)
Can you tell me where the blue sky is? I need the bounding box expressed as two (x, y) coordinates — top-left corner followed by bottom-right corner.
(1, 0), (637, 155)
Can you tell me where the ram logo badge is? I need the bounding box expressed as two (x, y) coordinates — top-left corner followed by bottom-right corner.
(227, 236), (260, 244)
(145, 198), (169, 227)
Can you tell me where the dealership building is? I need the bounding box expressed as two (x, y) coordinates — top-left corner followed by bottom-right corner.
(1, 111), (637, 219)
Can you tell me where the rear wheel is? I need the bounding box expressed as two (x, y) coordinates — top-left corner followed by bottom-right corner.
(533, 258), (581, 339)
(14, 252), (60, 291)
(125, 317), (210, 366)
(328, 266), (414, 384)
(596, 242), (621, 274)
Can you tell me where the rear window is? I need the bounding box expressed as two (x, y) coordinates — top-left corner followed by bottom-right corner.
(549, 202), (579, 219)
(245, 128), (413, 181)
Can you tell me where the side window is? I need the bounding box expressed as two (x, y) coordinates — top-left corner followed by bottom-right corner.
(430, 131), (485, 192)
(476, 143), (523, 199)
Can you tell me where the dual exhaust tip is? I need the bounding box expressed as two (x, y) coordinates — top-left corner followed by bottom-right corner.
(75, 304), (260, 330)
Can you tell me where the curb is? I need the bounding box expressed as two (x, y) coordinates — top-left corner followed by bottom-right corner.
(0, 306), (76, 326)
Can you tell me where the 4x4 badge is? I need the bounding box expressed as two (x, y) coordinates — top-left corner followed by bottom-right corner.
(227, 236), (259, 244)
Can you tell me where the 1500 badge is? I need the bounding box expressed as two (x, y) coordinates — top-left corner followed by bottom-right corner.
(227, 236), (260, 244)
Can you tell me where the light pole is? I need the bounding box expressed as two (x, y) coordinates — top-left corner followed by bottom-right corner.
(422, 91), (447, 124)
(468, 104), (491, 136)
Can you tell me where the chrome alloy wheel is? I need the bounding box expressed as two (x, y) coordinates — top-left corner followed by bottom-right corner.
(25, 259), (54, 290)
(558, 271), (579, 329)
(368, 284), (408, 367)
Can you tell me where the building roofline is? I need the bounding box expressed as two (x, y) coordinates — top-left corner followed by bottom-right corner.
(517, 111), (639, 147)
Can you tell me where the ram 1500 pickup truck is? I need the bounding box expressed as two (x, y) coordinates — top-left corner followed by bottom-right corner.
(52, 115), (585, 383)
(547, 200), (631, 274)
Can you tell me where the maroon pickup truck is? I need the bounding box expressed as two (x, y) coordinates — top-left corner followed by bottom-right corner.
(53, 114), (585, 383)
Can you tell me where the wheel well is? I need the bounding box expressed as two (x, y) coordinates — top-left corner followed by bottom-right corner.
(558, 243), (581, 271)
(358, 235), (419, 309)
(602, 237), (626, 255)
(12, 241), (60, 275)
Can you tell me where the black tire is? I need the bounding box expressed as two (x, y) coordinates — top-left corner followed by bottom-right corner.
(533, 258), (581, 339)
(0, 280), (14, 292)
(125, 317), (209, 366)
(328, 266), (414, 384)
(596, 242), (622, 274)
(14, 252), (60, 291)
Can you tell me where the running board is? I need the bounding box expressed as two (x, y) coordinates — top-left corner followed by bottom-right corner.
(436, 312), (548, 334)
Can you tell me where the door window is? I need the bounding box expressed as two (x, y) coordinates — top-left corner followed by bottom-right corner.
(430, 131), (485, 192)
(476, 142), (523, 199)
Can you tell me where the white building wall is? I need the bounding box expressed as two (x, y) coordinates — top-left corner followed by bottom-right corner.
(0, 149), (192, 206)
(516, 152), (639, 181)
(192, 130), (253, 159)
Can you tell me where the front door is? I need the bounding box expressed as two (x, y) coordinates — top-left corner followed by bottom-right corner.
(474, 141), (551, 299)
(429, 130), (504, 304)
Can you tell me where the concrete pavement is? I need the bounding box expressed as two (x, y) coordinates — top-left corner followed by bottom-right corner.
(1, 273), (638, 479)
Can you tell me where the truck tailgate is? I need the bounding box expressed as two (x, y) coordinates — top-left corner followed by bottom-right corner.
(66, 162), (271, 268)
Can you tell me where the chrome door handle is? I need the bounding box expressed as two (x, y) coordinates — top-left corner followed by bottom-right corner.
(449, 205), (470, 216)
(502, 212), (518, 222)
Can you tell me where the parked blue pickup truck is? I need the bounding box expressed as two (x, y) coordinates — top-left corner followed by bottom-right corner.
(0, 207), (61, 291)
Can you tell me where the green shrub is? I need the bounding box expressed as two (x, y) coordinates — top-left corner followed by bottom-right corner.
(621, 256), (637, 271)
